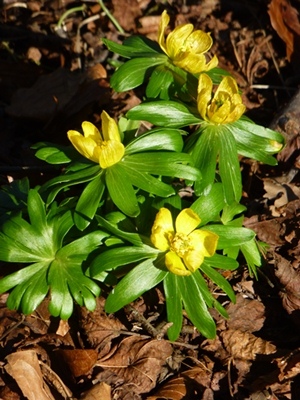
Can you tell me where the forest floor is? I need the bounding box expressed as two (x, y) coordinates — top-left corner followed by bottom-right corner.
(1, 0), (300, 399)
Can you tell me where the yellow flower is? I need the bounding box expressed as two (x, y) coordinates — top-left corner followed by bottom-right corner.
(197, 73), (246, 124)
(67, 111), (125, 169)
(151, 208), (218, 276)
(158, 10), (218, 74)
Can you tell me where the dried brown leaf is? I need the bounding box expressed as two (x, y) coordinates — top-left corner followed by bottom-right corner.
(97, 336), (173, 394)
(79, 297), (126, 354)
(112, 0), (141, 32)
(277, 351), (300, 381)
(274, 254), (300, 314)
(81, 382), (111, 400)
(226, 294), (266, 333)
(268, 0), (300, 61)
(59, 349), (98, 377)
(5, 350), (54, 400)
(221, 330), (276, 361)
(147, 363), (214, 400)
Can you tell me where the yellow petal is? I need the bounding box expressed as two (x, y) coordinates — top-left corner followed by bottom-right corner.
(175, 208), (201, 235)
(174, 53), (207, 74)
(203, 54), (219, 71)
(188, 229), (219, 257)
(150, 208), (174, 251)
(158, 10), (170, 54)
(101, 110), (121, 142)
(197, 73), (213, 120)
(183, 249), (205, 273)
(184, 30), (213, 54)
(82, 121), (102, 142)
(99, 140), (125, 169)
(166, 23), (194, 59)
(67, 130), (100, 163)
(165, 251), (191, 276)
(226, 103), (246, 124)
(214, 76), (239, 99)
(208, 100), (231, 124)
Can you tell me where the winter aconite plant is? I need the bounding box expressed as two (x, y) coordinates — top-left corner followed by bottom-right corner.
(0, 12), (284, 339)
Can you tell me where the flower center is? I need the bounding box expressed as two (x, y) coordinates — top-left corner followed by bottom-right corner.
(100, 141), (109, 149)
(170, 233), (192, 257)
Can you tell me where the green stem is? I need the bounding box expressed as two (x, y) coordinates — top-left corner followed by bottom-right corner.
(57, 5), (86, 28)
(98, 0), (125, 34)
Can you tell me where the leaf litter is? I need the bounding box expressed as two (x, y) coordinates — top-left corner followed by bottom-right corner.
(1, 0), (300, 398)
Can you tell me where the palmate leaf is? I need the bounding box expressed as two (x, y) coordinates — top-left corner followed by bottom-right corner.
(127, 101), (201, 128)
(110, 57), (167, 92)
(177, 273), (216, 339)
(226, 119), (284, 165)
(74, 174), (106, 230)
(163, 273), (182, 341)
(123, 152), (201, 181)
(103, 36), (162, 58)
(90, 244), (159, 278)
(105, 258), (167, 314)
(0, 190), (108, 318)
(40, 165), (102, 204)
(188, 125), (219, 196)
(191, 183), (225, 226)
(125, 128), (185, 154)
(218, 130), (242, 204)
(106, 164), (140, 217)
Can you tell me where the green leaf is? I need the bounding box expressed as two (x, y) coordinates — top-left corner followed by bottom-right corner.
(0, 215), (54, 262)
(226, 120), (284, 165)
(90, 245), (159, 278)
(74, 174), (106, 230)
(40, 165), (102, 204)
(0, 177), (29, 216)
(105, 258), (167, 313)
(127, 101), (201, 128)
(0, 261), (48, 294)
(178, 274), (216, 339)
(121, 164), (175, 197)
(191, 183), (224, 226)
(204, 253), (239, 270)
(188, 125), (219, 196)
(200, 263), (235, 302)
(27, 189), (47, 231)
(146, 67), (174, 99)
(33, 142), (72, 164)
(6, 267), (49, 315)
(205, 225), (255, 248)
(56, 231), (108, 261)
(240, 239), (262, 278)
(221, 202), (246, 225)
(96, 214), (143, 246)
(110, 57), (166, 92)
(125, 128), (184, 154)
(164, 273), (182, 341)
(47, 261), (73, 319)
(218, 130), (242, 204)
(105, 164), (140, 217)
(103, 36), (162, 58)
(124, 152), (201, 181)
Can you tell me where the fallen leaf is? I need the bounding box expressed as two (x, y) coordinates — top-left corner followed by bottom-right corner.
(97, 336), (173, 394)
(226, 294), (266, 333)
(59, 349), (98, 377)
(5, 350), (55, 400)
(268, 0), (300, 63)
(81, 382), (111, 400)
(221, 329), (276, 361)
(274, 254), (300, 315)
